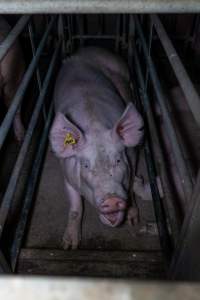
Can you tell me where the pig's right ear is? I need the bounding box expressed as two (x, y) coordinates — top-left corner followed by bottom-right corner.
(49, 112), (85, 158)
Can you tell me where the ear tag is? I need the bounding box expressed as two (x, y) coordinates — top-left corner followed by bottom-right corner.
(64, 132), (77, 146)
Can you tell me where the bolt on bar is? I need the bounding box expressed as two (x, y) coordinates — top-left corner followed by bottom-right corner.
(151, 14), (200, 129)
(134, 15), (193, 204)
(0, 19), (57, 239)
(0, 16), (56, 151)
(0, 15), (30, 62)
(10, 41), (60, 269)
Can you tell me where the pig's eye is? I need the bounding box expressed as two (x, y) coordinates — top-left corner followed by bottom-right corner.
(117, 159), (121, 164)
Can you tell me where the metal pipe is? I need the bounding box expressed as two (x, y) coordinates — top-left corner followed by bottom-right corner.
(10, 101), (55, 271)
(151, 14), (200, 129)
(0, 16), (56, 151)
(73, 35), (118, 40)
(0, 15), (30, 63)
(134, 16), (193, 204)
(130, 40), (180, 245)
(0, 0), (199, 14)
(0, 40), (60, 240)
(128, 26), (173, 260)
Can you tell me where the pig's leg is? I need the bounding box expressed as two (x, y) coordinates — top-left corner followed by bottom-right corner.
(62, 179), (82, 250)
(4, 87), (25, 142)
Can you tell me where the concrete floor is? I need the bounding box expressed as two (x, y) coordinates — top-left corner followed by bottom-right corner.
(25, 147), (160, 251)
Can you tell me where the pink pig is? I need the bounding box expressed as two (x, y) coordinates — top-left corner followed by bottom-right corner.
(49, 47), (144, 249)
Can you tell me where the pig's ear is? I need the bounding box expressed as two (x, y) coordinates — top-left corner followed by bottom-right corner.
(113, 103), (144, 147)
(49, 112), (85, 158)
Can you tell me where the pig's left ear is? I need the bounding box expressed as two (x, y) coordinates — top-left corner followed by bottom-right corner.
(113, 103), (144, 147)
(49, 112), (85, 158)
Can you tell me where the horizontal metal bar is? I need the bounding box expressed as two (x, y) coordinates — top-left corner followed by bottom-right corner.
(0, 15), (30, 62)
(72, 35), (117, 40)
(0, 41), (60, 240)
(10, 99), (55, 271)
(0, 0), (199, 13)
(0, 16), (56, 151)
(134, 16), (193, 204)
(151, 14), (200, 129)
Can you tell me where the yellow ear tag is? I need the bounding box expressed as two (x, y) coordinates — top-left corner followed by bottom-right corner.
(64, 133), (77, 146)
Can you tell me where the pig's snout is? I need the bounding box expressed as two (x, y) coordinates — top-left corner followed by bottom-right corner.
(99, 196), (127, 227)
(99, 197), (127, 214)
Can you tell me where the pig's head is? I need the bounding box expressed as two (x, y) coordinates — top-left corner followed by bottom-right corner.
(49, 103), (144, 227)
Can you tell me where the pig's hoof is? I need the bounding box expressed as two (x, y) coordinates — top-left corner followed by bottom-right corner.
(62, 228), (80, 250)
(127, 206), (139, 227)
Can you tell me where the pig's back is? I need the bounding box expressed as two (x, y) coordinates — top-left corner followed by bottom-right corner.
(54, 56), (126, 131)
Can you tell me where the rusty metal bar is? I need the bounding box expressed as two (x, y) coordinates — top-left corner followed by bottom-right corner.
(0, 0), (199, 13)
(0, 15), (30, 62)
(151, 14), (200, 129)
(0, 16), (56, 151)
(134, 16), (193, 205)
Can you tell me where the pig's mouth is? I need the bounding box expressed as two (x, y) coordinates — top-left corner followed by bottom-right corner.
(99, 210), (125, 227)
(98, 195), (127, 227)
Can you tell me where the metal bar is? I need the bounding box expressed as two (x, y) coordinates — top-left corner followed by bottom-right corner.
(10, 99), (55, 271)
(115, 15), (121, 53)
(134, 16), (193, 204)
(129, 37), (180, 245)
(151, 14), (200, 129)
(0, 16), (56, 151)
(0, 250), (11, 273)
(129, 42), (172, 261)
(0, 15), (30, 63)
(170, 171), (200, 280)
(28, 22), (47, 120)
(0, 0), (199, 14)
(0, 40), (60, 241)
(73, 35), (118, 40)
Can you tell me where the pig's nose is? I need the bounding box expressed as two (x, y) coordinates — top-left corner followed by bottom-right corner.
(100, 196), (127, 214)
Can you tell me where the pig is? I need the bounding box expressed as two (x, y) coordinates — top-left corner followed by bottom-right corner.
(49, 47), (145, 249)
(0, 17), (25, 142)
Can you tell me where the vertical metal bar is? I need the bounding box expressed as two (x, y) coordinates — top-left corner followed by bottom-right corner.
(0, 15), (30, 62)
(129, 24), (180, 244)
(10, 101), (55, 271)
(144, 17), (153, 92)
(151, 14), (200, 129)
(170, 171), (200, 279)
(76, 15), (85, 47)
(115, 15), (121, 53)
(0, 16), (56, 151)
(58, 15), (67, 57)
(28, 21), (47, 120)
(0, 251), (11, 273)
(129, 17), (173, 260)
(0, 39), (60, 241)
(134, 15), (193, 204)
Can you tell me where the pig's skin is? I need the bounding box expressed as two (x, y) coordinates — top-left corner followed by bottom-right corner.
(0, 17), (25, 142)
(50, 47), (144, 249)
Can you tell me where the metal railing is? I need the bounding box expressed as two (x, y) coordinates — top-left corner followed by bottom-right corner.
(0, 15), (61, 273)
